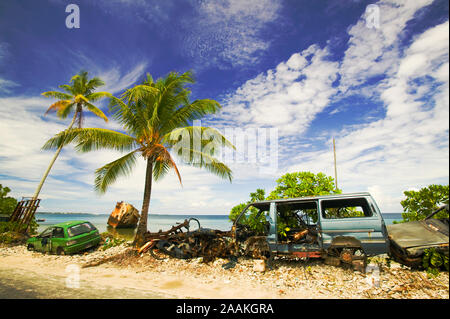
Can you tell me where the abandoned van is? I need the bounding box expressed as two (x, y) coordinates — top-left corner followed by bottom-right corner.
(232, 192), (390, 270)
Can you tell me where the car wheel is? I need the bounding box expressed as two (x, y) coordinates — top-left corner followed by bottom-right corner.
(56, 247), (65, 256)
(27, 244), (34, 251)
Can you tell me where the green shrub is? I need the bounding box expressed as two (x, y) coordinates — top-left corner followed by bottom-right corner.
(0, 185), (18, 215)
(0, 185), (38, 235)
(100, 232), (127, 250)
(401, 185), (449, 222)
(422, 248), (449, 277)
(0, 220), (37, 235)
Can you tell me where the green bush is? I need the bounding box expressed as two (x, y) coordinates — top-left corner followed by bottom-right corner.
(0, 185), (38, 235)
(100, 232), (127, 250)
(401, 185), (449, 222)
(0, 221), (27, 233)
(422, 248), (449, 277)
(0, 184), (18, 215)
(0, 221), (30, 245)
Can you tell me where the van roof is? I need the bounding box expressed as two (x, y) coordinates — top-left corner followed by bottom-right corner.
(250, 192), (372, 206)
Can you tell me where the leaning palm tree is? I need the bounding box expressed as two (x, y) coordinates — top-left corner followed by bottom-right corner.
(31, 71), (111, 202)
(43, 71), (234, 246)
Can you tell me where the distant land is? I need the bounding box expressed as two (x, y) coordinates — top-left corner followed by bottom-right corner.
(35, 212), (230, 216)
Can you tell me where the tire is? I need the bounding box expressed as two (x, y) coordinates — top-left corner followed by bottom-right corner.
(56, 247), (65, 256)
(150, 247), (168, 260)
(27, 244), (34, 251)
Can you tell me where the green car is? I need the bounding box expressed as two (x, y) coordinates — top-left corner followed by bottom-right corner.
(27, 221), (101, 255)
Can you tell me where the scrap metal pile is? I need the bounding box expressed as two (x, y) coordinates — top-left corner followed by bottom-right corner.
(138, 218), (237, 262)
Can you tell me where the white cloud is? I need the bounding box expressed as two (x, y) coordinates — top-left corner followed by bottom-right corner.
(94, 0), (281, 68)
(212, 0), (448, 213)
(286, 20), (449, 212)
(182, 0), (281, 68)
(2, 0), (448, 216)
(215, 44), (339, 136)
(0, 63), (160, 212)
(0, 78), (19, 94)
(98, 62), (148, 95)
(0, 43), (18, 94)
(338, 0), (434, 95)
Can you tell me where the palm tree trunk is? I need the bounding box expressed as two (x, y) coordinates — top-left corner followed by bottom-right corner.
(134, 158), (153, 247)
(30, 106), (80, 202)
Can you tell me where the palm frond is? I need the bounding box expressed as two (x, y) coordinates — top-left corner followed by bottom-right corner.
(85, 91), (112, 102)
(74, 94), (89, 104)
(84, 101), (108, 122)
(155, 71), (195, 126)
(94, 151), (138, 194)
(42, 128), (136, 153)
(179, 148), (232, 182)
(163, 126), (235, 150)
(86, 77), (105, 91)
(41, 128), (80, 150)
(109, 96), (146, 136)
(56, 102), (76, 119)
(44, 100), (73, 115)
(41, 91), (73, 100)
(121, 85), (159, 104)
(160, 99), (221, 134)
(152, 146), (182, 185)
(58, 84), (75, 95)
(153, 160), (171, 182)
(74, 128), (136, 153)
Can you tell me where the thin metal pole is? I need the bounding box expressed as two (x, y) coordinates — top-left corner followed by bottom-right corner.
(333, 137), (338, 190)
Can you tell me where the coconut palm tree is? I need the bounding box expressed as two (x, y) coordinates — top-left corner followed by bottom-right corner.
(32, 71), (111, 202)
(43, 71), (234, 245)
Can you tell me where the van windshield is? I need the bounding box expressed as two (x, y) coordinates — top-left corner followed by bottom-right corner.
(234, 203), (270, 236)
(67, 222), (95, 237)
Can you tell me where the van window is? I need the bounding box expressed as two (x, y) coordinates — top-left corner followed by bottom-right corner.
(276, 201), (319, 244)
(276, 201), (318, 225)
(321, 198), (373, 219)
(235, 203), (270, 235)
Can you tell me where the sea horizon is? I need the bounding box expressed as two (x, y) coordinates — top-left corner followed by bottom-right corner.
(35, 211), (230, 216)
(35, 211), (404, 216)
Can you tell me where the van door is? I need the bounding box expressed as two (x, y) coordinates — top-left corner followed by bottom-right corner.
(319, 196), (389, 255)
(274, 200), (321, 256)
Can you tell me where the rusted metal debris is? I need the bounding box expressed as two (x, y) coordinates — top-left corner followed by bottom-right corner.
(9, 197), (41, 233)
(139, 218), (236, 262)
(107, 202), (140, 228)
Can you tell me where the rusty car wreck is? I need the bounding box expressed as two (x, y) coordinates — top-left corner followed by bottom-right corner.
(387, 204), (449, 268)
(137, 193), (449, 272)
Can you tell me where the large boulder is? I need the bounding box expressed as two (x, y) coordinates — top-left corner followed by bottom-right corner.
(107, 202), (140, 228)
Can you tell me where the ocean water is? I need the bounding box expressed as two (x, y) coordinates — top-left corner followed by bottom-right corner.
(35, 213), (233, 240)
(34, 212), (403, 240)
(382, 213), (403, 225)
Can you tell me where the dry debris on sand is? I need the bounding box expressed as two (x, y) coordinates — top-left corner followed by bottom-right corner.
(0, 243), (448, 299)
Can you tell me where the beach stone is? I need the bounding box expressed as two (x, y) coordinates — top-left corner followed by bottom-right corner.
(253, 259), (266, 272)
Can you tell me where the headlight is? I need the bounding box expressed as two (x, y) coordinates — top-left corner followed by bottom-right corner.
(66, 240), (77, 246)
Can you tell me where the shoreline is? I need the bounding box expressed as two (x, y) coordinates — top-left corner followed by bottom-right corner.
(0, 244), (448, 299)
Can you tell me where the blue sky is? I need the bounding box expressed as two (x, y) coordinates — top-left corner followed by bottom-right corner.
(0, 0), (448, 214)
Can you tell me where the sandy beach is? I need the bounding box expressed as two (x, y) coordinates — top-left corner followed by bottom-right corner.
(0, 243), (448, 299)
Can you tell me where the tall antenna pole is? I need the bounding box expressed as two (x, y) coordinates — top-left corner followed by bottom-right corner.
(333, 137), (338, 189)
